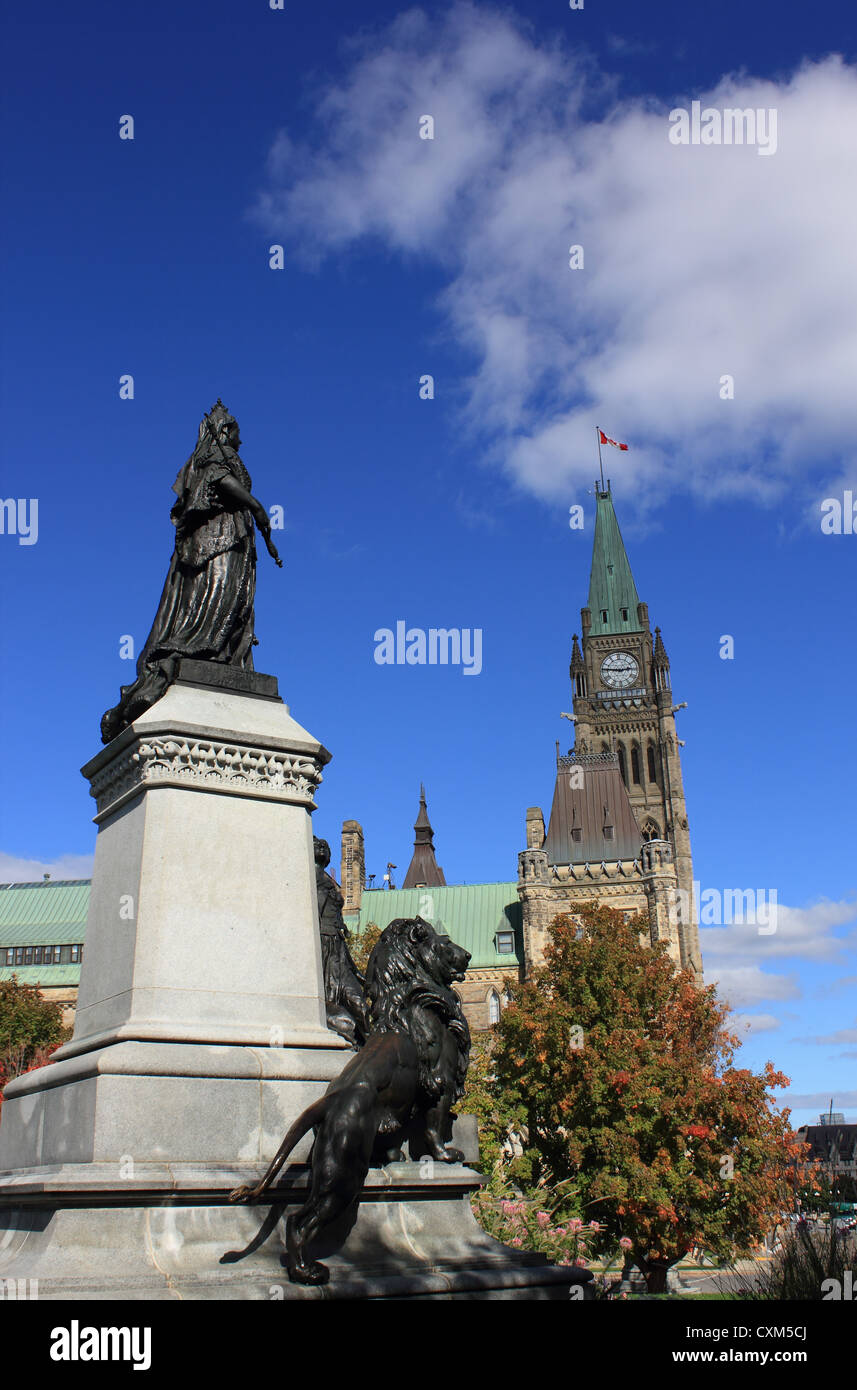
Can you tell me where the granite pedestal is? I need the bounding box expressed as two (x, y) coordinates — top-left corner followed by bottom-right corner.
(0, 666), (588, 1299)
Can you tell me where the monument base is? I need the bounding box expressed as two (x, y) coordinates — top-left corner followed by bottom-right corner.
(0, 1163), (591, 1301)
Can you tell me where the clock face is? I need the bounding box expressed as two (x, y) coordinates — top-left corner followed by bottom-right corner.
(600, 652), (639, 689)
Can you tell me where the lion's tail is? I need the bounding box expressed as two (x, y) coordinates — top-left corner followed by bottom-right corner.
(229, 1094), (329, 1204)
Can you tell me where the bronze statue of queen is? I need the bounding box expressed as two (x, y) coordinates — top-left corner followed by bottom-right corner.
(101, 400), (281, 743)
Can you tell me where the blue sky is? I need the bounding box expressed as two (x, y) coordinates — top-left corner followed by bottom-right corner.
(2, 0), (856, 1127)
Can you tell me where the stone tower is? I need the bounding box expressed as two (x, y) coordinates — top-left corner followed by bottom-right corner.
(340, 819), (365, 916)
(519, 484), (702, 980)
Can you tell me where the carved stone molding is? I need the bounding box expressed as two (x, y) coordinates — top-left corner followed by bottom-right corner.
(518, 848), (549, 884)
(523, 882), (650, 902)
(89, 733), (326, 820)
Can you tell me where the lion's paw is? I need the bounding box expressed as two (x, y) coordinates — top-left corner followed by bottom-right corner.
(288, 1260), (330, 1286)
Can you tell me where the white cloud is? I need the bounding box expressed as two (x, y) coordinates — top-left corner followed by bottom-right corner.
(706, 965), (800, 1010)
(804, 1017), (857, 1047)
(252, 4), (857, 512)
(0, 851), (93, 884)
(700, 898), (857, 963)
(812, 974), (857, 999)
(730, 1012), (782, 1035)
(777, 1089), (857, 1112)
(701, 895), (857, 1010)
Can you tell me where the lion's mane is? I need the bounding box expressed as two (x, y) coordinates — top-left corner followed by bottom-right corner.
(365, 917), (470, 1100)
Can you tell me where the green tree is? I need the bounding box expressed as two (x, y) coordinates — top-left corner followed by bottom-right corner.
(462, 905), (805, 1292)
(349, 922), (382, 977)
(0, 977), (66, 1110)
(462, 1031), (530, 1182)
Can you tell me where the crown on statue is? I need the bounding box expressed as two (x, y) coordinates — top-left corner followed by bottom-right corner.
(207, 398), (236, 431)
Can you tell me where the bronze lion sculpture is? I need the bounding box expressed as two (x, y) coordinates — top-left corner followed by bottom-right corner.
(229, 917), (471, 1285)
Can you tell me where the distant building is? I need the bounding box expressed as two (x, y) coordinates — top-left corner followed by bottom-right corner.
(797, 1123), (857, 1191)
(817, 1110), (845, 1126)
(0, 880), (88, 1027)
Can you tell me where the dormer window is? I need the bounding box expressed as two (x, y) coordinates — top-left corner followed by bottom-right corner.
(571, 827), (582, 842)
(495, 930), (515, 955)
(621, 607), (629, 622)
(600, 609), (608, 623)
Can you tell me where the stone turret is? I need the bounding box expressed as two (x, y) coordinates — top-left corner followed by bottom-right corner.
(340, 819), (365, 916)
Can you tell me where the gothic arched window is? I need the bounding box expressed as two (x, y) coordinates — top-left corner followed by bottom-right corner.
(647, 743), (658, 783)
(631, 745), (642, 784)
(617, 744), (627, 784)
(642, 820), (660, 842)
(488, 991), (501, 1025)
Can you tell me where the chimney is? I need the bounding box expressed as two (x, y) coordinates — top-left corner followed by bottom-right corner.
(340, 820), (365, 916)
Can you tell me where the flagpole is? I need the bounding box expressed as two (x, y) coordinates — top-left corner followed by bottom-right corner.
(596, 425), (605, 492)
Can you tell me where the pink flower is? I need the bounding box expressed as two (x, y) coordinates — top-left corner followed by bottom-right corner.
(511, 1237), (522, 1247)
(536, 1211), (550, 1229)
(500, 1200), (516, 1215)
(589, 1220), (600, 1229)
(619, 1236), (633, 1250)
(574, 1257), (588, 1267)
(567, 1217), (583, 1231)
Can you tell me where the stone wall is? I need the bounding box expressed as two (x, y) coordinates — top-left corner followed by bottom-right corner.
(37, 984), (78, 1031)
(517, 843), (683, 974)
(455, 964), (522, 1033)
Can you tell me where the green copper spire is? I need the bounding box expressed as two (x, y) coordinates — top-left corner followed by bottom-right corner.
(587, 485), (641, 635)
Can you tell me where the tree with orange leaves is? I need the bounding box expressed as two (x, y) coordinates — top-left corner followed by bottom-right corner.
(468, 904), (806, 1293)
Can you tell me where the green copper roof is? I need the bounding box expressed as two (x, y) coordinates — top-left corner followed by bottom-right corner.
(1, 878), (525, 982)
(0, 881), (89, 985)
(350, 883), (523, 968)
(0, 965), (81, 986)
(587, 487), (641, 636)
(0, 880), (90, 942)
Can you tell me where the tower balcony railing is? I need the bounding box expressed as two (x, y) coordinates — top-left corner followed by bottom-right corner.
(556, 750), (619, 772)
(593, 687), (648, 701)
(517, 848), (645, 884)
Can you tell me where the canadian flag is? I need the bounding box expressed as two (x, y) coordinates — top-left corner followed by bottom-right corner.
(599, 429), (629, 451)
